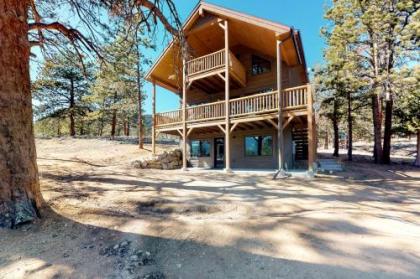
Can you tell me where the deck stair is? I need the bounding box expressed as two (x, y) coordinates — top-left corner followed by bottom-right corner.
(292, 128), (308, 160)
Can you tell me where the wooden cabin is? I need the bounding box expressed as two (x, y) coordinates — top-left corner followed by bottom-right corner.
(146, 2), (316, 173)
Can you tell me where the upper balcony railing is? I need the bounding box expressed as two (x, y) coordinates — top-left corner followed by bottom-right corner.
(186, 49), (246, 86)
(155, 84), (310, 127)
(187, 49), (225, 77)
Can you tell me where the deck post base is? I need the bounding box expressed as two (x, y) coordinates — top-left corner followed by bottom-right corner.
(273, 169), (289, 179)
(223, 168), (232, 173)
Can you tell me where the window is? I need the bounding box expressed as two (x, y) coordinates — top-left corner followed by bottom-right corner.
(245, 136), (273, 156)
(251, 55), (271, 75)
(191, 140), (211, 157)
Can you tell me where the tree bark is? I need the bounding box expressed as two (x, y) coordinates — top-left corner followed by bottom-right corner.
(324, 129), (329, 149)
(98, 116), (104, 137)
(56, 118), (61, 137)
(372, 95), (383, 163)
(347, 91), (353, 161)
(127, 120), (130, 136)
(123, 119), (128, 136)
(0, 1), (42, 228)
(111, 109), (117, 140)
(332, 98), (339, 157)
(136, 42), (143, 149)
(111, 92), (117, 140)
(79, 118), (84, 135)
(382, 95), (393, 164)
(69, 77), (75, 137)
(415, 130), (420, 167)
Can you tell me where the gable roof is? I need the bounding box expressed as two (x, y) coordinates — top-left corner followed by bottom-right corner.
(146, 1), (307, 93)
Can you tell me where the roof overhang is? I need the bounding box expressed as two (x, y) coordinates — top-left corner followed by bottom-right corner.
(146, 2), (307, 93)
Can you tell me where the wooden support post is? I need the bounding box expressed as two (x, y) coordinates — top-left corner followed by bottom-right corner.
(217, 124), (226, 134)
(230, 122), (239, 133)
(277, 39), (285, 171)
(187, 127), (195, 137)
(152, 81), (156, 155)
(224, 20), (231, 172)
(282, 115), (295, 130)
(182, 58), (188, 171)
(307, 83), (315, 173)
(267, 118), (279, 130)
(176, 129), (183, 137)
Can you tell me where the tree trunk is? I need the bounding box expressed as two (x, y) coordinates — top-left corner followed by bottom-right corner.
(324, 129), (329, 149)
(347, 91), (353, 161)
(332, 98), (339, 157)
(123, 119), (128, 136)
(69, 78), (75, 137)
(127, 120), (130, 137)
(382, 95), (393, 164)
(111, 110), (117, 140)
(57, 118), (61, 137)
(0, 1), (42, 228)
(372, 95), (383, 163)
(98, 116), (104, 137)
(136, 42), (144, 149)
(79, 118), (84, 136)
(415, 130), (420, 167)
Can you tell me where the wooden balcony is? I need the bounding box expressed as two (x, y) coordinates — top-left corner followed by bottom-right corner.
(155, 84), (310, 130)
(186, 49), (246, 88)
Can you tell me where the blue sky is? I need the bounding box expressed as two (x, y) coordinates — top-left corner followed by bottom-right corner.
(31, 1), (329, 115)
(144, 0), (328, 114)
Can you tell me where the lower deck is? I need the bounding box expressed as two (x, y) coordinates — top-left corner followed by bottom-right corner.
(185, 124), (309, 170)
(152, 85), (316, 172)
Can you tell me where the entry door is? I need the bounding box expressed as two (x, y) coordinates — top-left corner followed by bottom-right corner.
(214, 138), (225, 169)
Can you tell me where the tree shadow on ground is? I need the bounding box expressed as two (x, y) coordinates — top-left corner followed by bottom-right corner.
(5, 159), (418, 278)
(0, 206), (418, 279)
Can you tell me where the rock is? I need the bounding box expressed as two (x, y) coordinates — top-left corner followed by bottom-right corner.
(131, 160), (142, 168)
(132, 149), (183, 170)
(100, 241), (131, 257)
(131, 250), (154, 266)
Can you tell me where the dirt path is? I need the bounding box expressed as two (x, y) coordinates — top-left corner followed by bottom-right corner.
(1, 138), (419, 279)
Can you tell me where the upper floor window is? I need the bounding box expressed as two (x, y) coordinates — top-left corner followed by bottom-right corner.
(251, 55), (271, 76)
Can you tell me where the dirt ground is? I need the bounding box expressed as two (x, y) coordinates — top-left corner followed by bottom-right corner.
(1, 138), (419, 279)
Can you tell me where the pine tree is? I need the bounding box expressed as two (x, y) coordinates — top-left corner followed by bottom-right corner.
(393, 66), (420, 166)
(89, 28), (151, 140)
(32, 52), (94, 137)
(322, 0), (418, 163)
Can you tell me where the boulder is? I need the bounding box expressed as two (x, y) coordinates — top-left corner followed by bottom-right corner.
(132, 149), (184, 170)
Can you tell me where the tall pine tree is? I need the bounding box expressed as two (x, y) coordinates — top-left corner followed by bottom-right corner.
(323, 0), (418, 163)
(33, 51), (94, 137)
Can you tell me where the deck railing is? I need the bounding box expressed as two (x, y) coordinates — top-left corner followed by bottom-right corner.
(155, 109), (182, 126)
(187, 100), (225, 122)
(282, 85), (308, 109)
(230, 91), (279, 117)
(186, 49), (225, 77)
(155, 85), (310, 127)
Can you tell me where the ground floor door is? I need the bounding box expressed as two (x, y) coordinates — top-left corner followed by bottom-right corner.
(214, 138), (225, 169)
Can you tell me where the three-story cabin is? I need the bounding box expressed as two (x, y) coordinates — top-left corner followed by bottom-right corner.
(146, 2), (316, 173)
